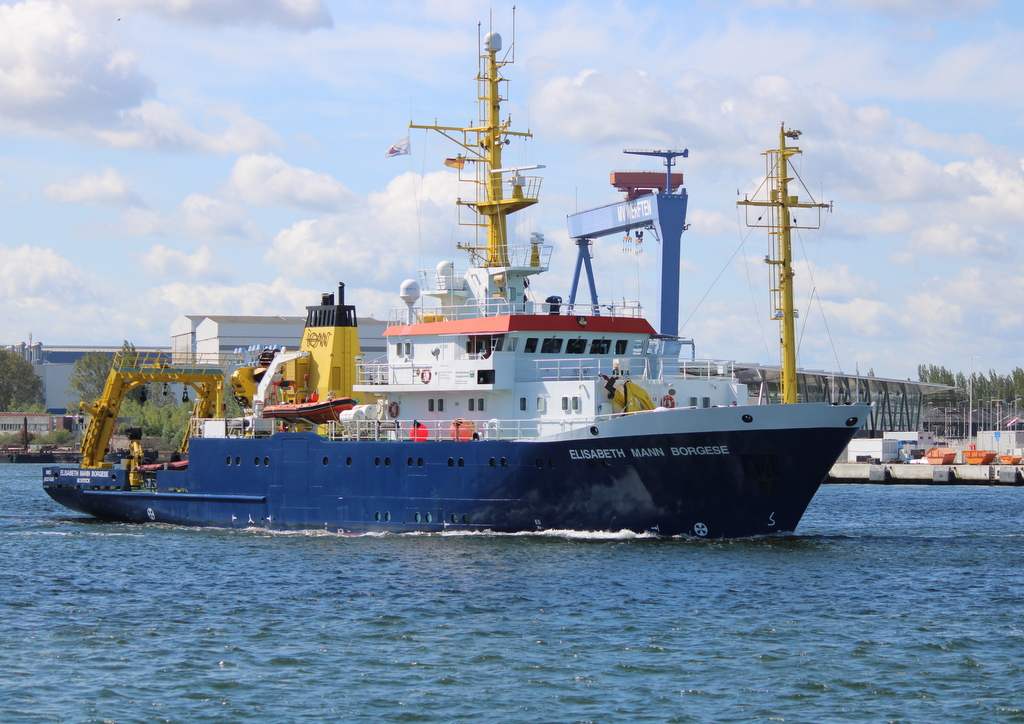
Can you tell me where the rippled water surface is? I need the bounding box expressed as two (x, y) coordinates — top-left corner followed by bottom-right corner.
(3, 464), (1024, 723)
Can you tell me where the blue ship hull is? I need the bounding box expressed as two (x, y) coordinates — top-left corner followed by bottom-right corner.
(43, 403), (865, 538)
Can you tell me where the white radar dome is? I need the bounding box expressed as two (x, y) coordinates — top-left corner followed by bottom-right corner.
(484, 32), (501, 52)
(399, 279), (421, 303)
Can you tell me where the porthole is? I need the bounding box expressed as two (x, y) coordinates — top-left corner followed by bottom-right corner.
(590, 426), (599, 436)
(742, 414), (753, 423)
(548, 459), (555, 468)
(846, 417), (860, 427)
(458, 458), (465, 468)
(385, 457), (391, 467)
(234, 456), (241, 466)
(346, 457), (353, 466)
(226, 456), (232, 465)
(462, 514), (470, 524)
(588, 460), (597, 468)
(254, 457), (260, 466)
(407, 457), (413, 466)
(414, 512), (421, 523)
(426, 513), (433, 523)
(535, 459), (543, 468)
(451, 514), (458, 524)
(448, 458), (454, 468)
(375, 512), (381, 522)
(489, 457), (496, 467)
(385, 511), (391, 522)
(263, 457), (270, 466)
(603, 461), (612, 468)
(417, 457), (424, 467)
(322, 456), (329, 466)
(501, 457), (508, 467)
(374, 457), (381, 467)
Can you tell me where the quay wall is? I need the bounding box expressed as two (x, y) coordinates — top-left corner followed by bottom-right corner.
(829, 462), (1024, 486)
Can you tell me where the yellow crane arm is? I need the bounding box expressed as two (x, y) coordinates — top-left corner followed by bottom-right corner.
(79, 351), (231, 469)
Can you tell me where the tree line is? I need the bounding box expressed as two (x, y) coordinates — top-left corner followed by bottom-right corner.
(917, 364), (1024, 407)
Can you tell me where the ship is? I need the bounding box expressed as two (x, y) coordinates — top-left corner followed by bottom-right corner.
(43, 27), (869, 538)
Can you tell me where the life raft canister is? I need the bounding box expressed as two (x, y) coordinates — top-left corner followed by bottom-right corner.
(449, 418), (475, 441)
(409, 420), (428, 441)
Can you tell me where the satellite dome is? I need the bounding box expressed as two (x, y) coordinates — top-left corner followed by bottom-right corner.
(399, 279), (421, 303)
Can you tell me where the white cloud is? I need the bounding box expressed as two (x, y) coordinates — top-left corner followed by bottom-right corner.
(79, 0), (333, 31)
(905, 223), (1011, 259)
(140, 245), (219, 280)
(227, 153), (355, 210)
(260, 171), (462, 311)
(0, 243), (80, 298)
(0, 2), (279, 153)
(91, 101), (279, 153)
(151, 277), (320, 318)
(43, 167), (142, 206)
(118, 194), (264, 244)
(819, 298), (893, 339)
(0, 0), (152, 127)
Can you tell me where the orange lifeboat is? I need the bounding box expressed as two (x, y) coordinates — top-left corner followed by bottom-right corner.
(262, 396), (356, 425)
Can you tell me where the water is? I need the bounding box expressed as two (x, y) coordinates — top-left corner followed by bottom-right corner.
(3, 465), (1023, 723)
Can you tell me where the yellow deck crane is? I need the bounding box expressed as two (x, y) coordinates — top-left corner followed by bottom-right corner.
(77, 351), (233, 486)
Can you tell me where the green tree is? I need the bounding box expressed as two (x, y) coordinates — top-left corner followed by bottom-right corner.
(0, 349), (44, 411)
(66, 352), (114, 407)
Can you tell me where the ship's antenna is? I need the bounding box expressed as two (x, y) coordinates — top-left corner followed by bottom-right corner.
(511, 5), (516, 63)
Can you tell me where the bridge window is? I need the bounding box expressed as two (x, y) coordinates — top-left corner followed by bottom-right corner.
(566, 338), (587, 354)
(541, 338), (563, 354)
(524, 338), (538, 353)
(615, 340), (628, 355)
(589, 339), (611, 355)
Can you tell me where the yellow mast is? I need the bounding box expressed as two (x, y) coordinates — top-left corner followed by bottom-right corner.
(738, 125), (830, 404)
(409, 28), (537, 269)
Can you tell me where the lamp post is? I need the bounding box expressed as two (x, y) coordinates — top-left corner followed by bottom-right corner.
(968, 356), (980, 445)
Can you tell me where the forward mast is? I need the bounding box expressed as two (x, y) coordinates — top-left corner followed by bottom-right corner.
(737, 125), (830, 404)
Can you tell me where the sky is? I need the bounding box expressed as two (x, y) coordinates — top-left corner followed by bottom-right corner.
(1, 0), (1023, 381)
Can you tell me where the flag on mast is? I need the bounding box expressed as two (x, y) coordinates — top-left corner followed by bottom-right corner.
(386, 136), (411, 158)
(443, 156), (466, 170)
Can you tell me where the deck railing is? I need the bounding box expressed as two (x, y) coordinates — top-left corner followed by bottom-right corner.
(184, 410), (665, 443)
